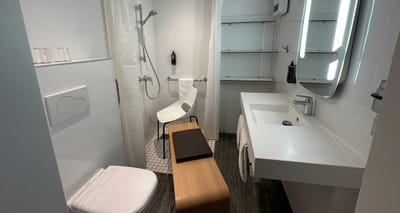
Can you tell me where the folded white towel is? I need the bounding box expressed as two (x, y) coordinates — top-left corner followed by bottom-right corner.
(238, 128), (250, 182)
(236, 114), (245, 149)
(178, 78), (194, 99)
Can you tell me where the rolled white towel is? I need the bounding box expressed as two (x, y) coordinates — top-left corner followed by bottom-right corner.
(238, 128), (250, 182)
(236, 114), (245, 149)
(178, 78), (194, 99)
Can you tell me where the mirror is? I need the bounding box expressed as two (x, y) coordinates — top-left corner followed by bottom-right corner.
(296, 0), (360, 98)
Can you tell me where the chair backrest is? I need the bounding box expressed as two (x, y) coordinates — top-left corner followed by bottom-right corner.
(181, 86), (197, 110)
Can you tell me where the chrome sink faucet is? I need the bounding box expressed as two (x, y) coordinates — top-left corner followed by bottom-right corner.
(293, 95), (313, 116)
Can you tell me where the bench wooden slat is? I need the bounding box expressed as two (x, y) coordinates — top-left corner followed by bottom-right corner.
(168, 122), (230, 213)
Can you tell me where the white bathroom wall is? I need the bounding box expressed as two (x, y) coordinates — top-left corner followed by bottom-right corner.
(274, 0), (398, 159)
(19, 0), (108, 60)
(0, 1), (67, 212)
(19, 0), (126, 199)
(35, 60), (125, 200)
(355, 25), (400, 213)
(275, 1), (400, 212)
(152, 0), (212, 129)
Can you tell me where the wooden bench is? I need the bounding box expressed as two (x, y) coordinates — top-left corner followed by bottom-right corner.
(168, 122), (230, 213)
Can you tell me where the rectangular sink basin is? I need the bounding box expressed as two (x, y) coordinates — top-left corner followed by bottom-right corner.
(241, 93), (366, 189)
(249, 104), (310, 126)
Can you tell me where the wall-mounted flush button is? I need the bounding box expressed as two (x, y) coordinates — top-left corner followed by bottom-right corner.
(44, 85), (89, 126)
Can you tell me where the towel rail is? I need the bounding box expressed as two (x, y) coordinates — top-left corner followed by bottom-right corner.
(167, 76), (207, 82)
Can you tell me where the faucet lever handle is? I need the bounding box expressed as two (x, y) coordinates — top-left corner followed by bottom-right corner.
(296, 95), (313, 102)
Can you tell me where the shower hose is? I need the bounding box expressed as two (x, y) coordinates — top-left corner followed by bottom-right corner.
(143, 45), (161, 100)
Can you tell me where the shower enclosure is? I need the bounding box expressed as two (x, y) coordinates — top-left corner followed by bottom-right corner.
(104, 0), (161, 167)
(104, 0), (221, 168)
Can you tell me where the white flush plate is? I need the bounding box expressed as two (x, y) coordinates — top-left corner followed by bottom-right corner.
(44, 85), (89, 126)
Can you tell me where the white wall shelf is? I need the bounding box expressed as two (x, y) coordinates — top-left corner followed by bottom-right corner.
(219, 0), (277, 133)
(222, 20), (275, 24)
(221, 14), (275, 24)
(221, 49), (278, 53)
(310, 19), (337, 22)
(299, 79), (333, 84)
(221, 12), (277, 81)
(34, 58), (111, 68)
(220, 76), (275, 82)
(304, 51), (337, 54)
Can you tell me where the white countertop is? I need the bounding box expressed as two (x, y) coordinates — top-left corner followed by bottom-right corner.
(240, 92), (366, 188)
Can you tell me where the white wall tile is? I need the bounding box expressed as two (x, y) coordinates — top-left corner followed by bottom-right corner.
(153, 0), (212, 126)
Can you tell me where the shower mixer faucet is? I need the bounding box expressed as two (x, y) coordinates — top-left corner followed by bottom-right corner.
(138, 75), (153, 84)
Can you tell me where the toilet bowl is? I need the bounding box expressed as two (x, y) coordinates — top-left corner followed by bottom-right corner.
(67, 166), (157, 213)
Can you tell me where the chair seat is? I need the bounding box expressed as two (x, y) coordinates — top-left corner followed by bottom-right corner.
(156, 100), (187, 123)
(156, 85), (198, 159)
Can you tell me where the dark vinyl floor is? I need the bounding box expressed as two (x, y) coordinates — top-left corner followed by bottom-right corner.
(144, 133), (292, 213)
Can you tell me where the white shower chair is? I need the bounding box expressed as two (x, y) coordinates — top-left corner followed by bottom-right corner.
(156, 86), (199, 159)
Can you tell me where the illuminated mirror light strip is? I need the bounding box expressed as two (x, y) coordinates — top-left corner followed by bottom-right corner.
(299, 0), (312, 58)
(327, 60), (339, 81)
(332, 0), (351, 51)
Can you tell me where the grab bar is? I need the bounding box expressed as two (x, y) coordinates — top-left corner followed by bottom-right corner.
(167, 76), (207, 82)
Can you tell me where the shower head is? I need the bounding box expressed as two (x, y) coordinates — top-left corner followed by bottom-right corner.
(149, 10), (158, 16)
(142, 10), (157, 25)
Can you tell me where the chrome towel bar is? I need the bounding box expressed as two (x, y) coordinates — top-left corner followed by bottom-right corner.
(167, 76), (207, 82)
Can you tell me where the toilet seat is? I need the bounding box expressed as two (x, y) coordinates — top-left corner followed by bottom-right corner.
(68, 166), (157, 213)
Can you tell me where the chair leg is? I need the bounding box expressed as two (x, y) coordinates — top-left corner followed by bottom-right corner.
(157, 120), (159, 141)
(162, 123), (166, 159)
(190, 116), (199, 124)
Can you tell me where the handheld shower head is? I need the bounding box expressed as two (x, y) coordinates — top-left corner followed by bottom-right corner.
(142, 10), (157, 25)
(135, 4), (157, 62)
(149, 10), (158, 16)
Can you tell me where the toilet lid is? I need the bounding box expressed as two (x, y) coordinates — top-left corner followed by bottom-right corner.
(68, 166), (157, 213)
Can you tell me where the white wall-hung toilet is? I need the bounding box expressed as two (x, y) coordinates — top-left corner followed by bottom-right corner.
(67, 166), (157, 213)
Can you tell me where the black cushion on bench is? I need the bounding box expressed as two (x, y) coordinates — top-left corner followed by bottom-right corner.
(172, 128), (213, 163)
